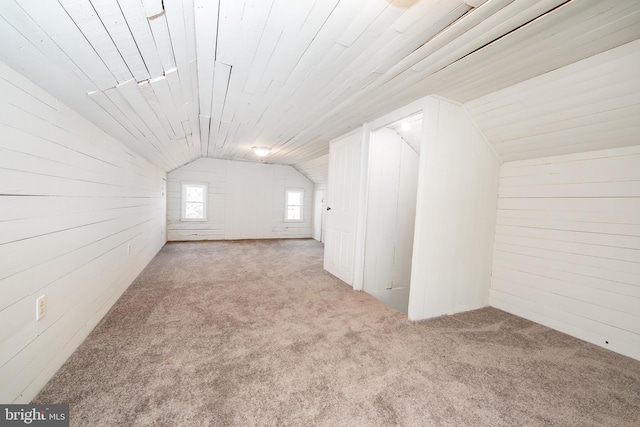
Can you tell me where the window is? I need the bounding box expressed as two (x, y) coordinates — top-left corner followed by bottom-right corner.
(181, 183), (207, 221)
(285, 189), (304, 221)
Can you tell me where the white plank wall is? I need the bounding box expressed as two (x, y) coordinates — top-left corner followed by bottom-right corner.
(408, 96), (500, 321)
(0, 61), (167, 403)
(167, 158), (313, 241)
(465, 40), (640, 162)
(490, 145), (640, 360)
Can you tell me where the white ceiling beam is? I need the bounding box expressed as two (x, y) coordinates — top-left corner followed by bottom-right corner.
(194, 0), (219, 117)
(239, 0), (373, 148)
(147, 12), (177, 71)
(90, 0), (150, 82)
(337, 0), (389, 47)
(181, 0), (197, 63)
(214, 0), (246, 66)
(164, 68), (188, 121)
(199, 114), (211, 157)
(208, 61), (232, 151)
(118, 0), (165, 79)
(219, 0), (275, 125)
(411, 0), (581, 73)
(116, 79), (188, 167)
(250, 0), (317, 96)
(157, 0), (200, 164)
(88, 90), (145, 141)
(263, 0), (341, 88)
(150, 72), (185, 139)
(187, 59), (202, 156)
(391, 0), (457, 33)
(141, 0), (164, 19)
(87, 90), (172, 169)
(264, 1), (463, 145)
(431, 0), (640, 101)
(0, 10), (175, 169)
(304, 0), (629, 132)
(164, 0), (190, 69)
(242, 23), (283, 96)
(116, 79), (168, 142)
(101, 86), (172, 166)
(137, 80), (192, 164)
(59, 0), (133, 83)
(11, 0), (116, 90)
(467, 40), (640, 119)
(464, 0), (489, 7)
(385, 0), (512, 77)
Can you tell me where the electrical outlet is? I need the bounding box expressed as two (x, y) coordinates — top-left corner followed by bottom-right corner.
(36, 295), (46, 321)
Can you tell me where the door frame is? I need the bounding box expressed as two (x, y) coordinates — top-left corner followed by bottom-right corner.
(353, 99), (424, 292)
(323, 127), (365, 286)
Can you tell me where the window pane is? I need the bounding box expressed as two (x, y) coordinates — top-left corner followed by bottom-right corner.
(185, 202), (204, 219)
(186, 186), (204, 202)
(287, 206), (301, 220)
(287, 192), (301, 206)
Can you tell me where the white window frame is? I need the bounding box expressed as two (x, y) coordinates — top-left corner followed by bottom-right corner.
(285, 188), (304, 222)
(181, 182), (208, 221)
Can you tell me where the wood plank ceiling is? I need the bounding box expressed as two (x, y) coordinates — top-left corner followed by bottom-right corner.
(466, 39), (640, 162)
(0, 0), (639, 172)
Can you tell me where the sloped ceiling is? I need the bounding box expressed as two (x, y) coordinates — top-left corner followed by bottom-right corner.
(465, 39), (640, 162)
(0, 0), (639, 173)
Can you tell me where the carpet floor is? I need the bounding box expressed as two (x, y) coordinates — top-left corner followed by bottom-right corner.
(34, 239), (640, 426)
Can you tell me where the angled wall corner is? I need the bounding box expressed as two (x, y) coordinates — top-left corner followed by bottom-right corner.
(408, 96), (500, 321)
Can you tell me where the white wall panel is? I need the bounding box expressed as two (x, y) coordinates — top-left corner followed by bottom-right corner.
(0, 61), (166, 403)
(167, 158), (313, 241)
(408, 96), (500, 320)
(466, 40), (640, 161)
(490, 145), (640, 360)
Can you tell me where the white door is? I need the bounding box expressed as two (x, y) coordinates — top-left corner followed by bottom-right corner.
(323, 132), (362, 286)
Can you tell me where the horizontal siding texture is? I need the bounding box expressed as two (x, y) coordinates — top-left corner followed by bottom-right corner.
(466, 40), (640, 162)
(0, 61), (167, 402)
(167, 158), (313, 241)
(490, 145), (640, 360)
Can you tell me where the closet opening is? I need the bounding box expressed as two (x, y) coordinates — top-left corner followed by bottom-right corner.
(362, 112), (422, 314)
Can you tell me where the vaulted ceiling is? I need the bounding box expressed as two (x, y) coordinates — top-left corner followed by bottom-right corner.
(1, 0), (639, 172)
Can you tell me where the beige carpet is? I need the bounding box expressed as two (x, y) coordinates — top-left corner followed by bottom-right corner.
(34, 239), (640, 426)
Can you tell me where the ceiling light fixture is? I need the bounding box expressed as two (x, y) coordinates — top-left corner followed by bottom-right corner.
(252, 147), (271, 157)
(401, 121), (411, 132)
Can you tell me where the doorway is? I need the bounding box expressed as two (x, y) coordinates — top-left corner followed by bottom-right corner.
(313, 188), (325, 243)
(363, 113), (421, 313)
